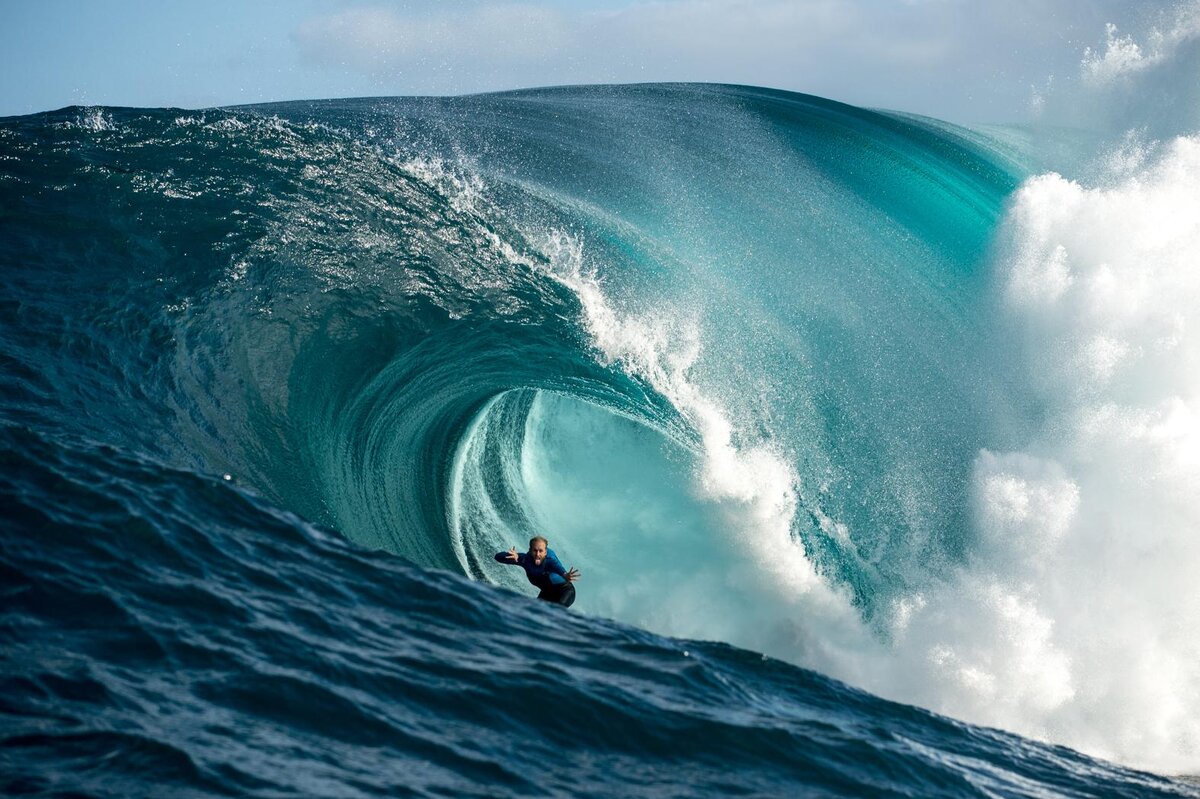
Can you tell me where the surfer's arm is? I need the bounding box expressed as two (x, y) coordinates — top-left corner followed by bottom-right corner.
(545, 553), (569, 585)
(492, 544), (520, 563)
(494, 548), (524, 565)
(547, 553), (581, 583)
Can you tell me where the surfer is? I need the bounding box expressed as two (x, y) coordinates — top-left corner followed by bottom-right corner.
(494, 536), (580, 607)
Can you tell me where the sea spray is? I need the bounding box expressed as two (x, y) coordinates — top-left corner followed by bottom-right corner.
(935, 135), (1200, 769)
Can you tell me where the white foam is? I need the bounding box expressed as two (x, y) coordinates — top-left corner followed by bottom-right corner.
(1082, 9), (1200, 86)
(1035, 3), (1200, 143)
(400, 156), (486, 215)
(886, 134), (1200, 773)
(60, 107), (116, 132)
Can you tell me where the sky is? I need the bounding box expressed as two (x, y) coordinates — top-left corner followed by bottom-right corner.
(0, 1), (1182, 124)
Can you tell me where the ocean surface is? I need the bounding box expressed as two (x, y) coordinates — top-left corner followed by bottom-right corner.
(2, 83), (1199, 797)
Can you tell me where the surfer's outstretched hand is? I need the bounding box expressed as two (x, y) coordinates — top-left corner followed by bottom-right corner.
(565, 567), (581, 582)
(505, 546), (520, 562)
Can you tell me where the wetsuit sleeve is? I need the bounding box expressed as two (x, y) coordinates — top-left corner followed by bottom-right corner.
(494, 551), (525, 565)
(545, 552), (568, 585)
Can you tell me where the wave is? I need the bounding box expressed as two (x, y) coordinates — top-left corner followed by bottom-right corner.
(1, 79), (1198, 782)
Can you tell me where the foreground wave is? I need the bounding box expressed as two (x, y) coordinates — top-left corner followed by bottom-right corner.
(2, 426), (1192, 798)
(2, 83), (1199, 794)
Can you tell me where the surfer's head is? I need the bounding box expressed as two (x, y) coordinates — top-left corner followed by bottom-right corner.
(528, 536), (548, 564)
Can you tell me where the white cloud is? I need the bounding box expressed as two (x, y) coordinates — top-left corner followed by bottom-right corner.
(295, 5), (571, 74)
(292, 0), (1136, 121)
(288, 1), (1192, 123)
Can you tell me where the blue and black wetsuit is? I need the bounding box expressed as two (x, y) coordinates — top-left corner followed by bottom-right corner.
(494, 548), (576, 607)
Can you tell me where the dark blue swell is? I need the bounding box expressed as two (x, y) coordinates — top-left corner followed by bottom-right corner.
(1, 426), (1193, 798)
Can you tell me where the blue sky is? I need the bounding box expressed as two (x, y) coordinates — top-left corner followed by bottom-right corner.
(0, 1), (1178, 123)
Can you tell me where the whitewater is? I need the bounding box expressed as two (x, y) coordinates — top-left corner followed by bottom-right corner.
(3, 13), (1200, 799)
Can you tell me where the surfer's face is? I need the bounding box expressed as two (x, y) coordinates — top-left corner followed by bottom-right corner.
(529, 542), (547, 564)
